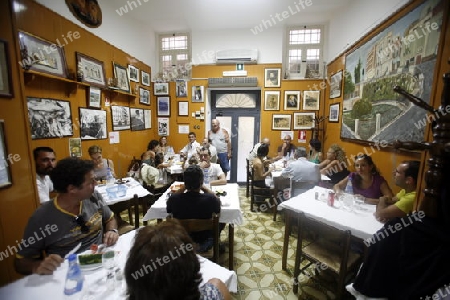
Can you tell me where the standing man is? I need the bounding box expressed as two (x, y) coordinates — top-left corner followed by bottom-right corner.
(180, 132), (201, 161)
(34, 147), (56, 203)
(15, 157), (119, 275)
(208, 119), (231, 176)
(375, 160), (420, 222)
(248, 137), (270, 162)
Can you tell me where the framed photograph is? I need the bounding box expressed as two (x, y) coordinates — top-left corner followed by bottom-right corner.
(88, 86), (101, 108)
(75, 52), (106, 88)
(143, 109), (151, 129)
(192, 86), (204, 102)
(157, 117), (169, 136)
(329, 103), (340, 122)
(264, 91), (280, 110)
(128, 65), (139, 83)
(284, 90), (300, 110)
(264, 68), (281, 88)
(139, 87), (150, 105)
(0, 120), (12, 189)
(157, 96), (170, 116)
(176, 80), (188, 98)
(178, 101), (189, 116)
(329, 70), (343, 99)
(0, 40), (13, 98)
(111, 105), (131, 131)
(272, 114), (291, 130)
(293, 112), (316, 129)
(27, 97), (73, 139)
(141, 70), (150, 87)
(154, 82), (169, 95)
(303, 90), (320, 110)
(79, 108), (107, 140)
(113, 62), (130, 93)
(18, 31), (68, 78)
(130, 108), (145, 131)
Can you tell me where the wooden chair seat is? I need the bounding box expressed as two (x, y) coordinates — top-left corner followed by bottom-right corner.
(250, 167), (274, 212)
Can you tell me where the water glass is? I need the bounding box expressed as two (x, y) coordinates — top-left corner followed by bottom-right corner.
(341, 194), (354, 212)
(102, 250), (116, 289)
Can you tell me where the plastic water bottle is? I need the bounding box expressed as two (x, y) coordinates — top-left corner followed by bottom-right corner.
(106, 167), (115, 186)
(203, 168), (210, 189)
(64, 254), (84, 296)
(344, 179), (354, 195)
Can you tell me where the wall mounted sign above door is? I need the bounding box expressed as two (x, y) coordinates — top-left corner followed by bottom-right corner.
(66, 0), (102, 28)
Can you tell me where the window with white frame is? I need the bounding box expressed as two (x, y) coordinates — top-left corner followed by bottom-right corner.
(285, 26), (324, 79)
(158, 33), (191, 80)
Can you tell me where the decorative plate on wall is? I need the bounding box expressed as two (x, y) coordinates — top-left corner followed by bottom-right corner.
(66, 0), (102, 28)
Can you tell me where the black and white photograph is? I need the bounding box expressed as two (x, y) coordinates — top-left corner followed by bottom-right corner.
(264, 91), (280, 110)
(284, 90), (300, 110)
(272, 114), (291, 130)
(113, 62), (130, 93)
(111, 105), (131, 131)
(79, 108), (107, 140)
(157, 96), (170, 116)
(130, 108), (145, 131)
(176, 80), (188, 97)
(88, 86), (101, 108)
(329, 103), (340, 122)
(141, 70), (150, 86)
(293, 112), (316, 129)
(154, 82), (169, 95)
(128, 64), (139, 82)
(303, 90), (320, 110)
(27, 97), (73, 139)
(329, 70), (343, 99)
(139, 87), (150, 105)
(143, 109), (151, 129)
(76, 52), (106, 88)
(264, 68), (281, 88)
(192, 86), (204, 102)
(158, 117), (169, 136)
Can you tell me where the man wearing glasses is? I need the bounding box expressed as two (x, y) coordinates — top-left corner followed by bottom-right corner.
(15, 157), (119, 275)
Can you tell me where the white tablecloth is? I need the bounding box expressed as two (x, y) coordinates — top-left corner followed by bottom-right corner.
(279, 186), (383, 240)
(96, 177), (150, 205)
(271, 170), (330, 181)
(0, 230), (238, 299)
(143, 182), (244, 225)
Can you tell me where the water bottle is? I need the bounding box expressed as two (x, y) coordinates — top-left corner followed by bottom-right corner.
(64, 254), (84, 296)
(344, 179), (354, 195)
(106, 167), (115, 186)
(203, 168), (210, 189)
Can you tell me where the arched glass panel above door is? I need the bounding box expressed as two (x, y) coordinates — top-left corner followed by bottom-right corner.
(216, 93), (256, 108)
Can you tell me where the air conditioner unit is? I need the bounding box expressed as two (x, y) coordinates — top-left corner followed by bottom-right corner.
(215, 49), (258, 64)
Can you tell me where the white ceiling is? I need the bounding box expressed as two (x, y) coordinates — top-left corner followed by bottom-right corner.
(106, 0), (353, 32)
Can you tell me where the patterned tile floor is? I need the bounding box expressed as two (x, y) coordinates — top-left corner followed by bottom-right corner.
(122, 186), (341, 300)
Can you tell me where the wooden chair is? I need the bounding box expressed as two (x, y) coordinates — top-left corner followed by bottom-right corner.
(246, 159), (252, 198)
(167, 213), (220, 263)
(293, 212), (363, 299)
(250, 166), (274, 212)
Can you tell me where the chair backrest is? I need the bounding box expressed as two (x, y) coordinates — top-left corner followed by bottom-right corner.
(167, 213), (220, 262)
(290, 179), (315, 197)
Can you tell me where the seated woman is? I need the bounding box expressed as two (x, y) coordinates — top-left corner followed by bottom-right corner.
(308, 138), (323, 164)
(125, 219), (231, 300)
(159, 135), (172, 156)
(334, 154), (393, 204)
(319, 144), (350, 184)
(88, 145), (115, 180)
(141, 139), (160, 166)
(251, 144), (274, 188)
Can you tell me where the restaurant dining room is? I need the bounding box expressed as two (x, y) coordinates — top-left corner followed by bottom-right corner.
(1, 0), (450, 299)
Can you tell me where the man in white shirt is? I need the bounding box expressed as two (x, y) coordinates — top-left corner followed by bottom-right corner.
(33, 147), (56, 203)
(281, 147), (320, 197)
(248, 137), (270, 162)
(198, 147), (227, 186)
(180, 132), (201, 161)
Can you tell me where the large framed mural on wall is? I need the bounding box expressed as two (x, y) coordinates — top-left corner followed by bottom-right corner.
(341, 0), (444, 144)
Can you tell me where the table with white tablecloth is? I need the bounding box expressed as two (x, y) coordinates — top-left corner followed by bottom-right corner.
(0, 230), (238, 300)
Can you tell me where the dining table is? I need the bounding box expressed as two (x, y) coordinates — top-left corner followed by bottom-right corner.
(0, 230), (238, 300)
(143, 182), (244, 270)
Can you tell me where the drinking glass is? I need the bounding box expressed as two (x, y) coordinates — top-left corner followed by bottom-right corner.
(342, 194), (354, 212)
(102, 250), (116, 289)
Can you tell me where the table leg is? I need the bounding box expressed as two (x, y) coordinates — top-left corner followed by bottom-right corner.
(228, 223), (234, 270)
(133, 194), (139, 229)
(282, 210), (291, 271)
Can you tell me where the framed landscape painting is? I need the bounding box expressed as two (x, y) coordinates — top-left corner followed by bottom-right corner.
(293, 112), (315, 129)
(329, 103), (340, 122)
(303, 91), (320, 110)
(272, 114), (291, 130)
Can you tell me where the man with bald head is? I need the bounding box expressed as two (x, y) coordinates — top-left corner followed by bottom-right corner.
(248, 138), (270, 162)
(276, 135), (296, 161)
(208, 119), (231, 176)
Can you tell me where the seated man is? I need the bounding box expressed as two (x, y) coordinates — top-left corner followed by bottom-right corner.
(166, 165), (221, 252)
(33, 146), (56, 203)
(281, 147), (320, 197)
(198, 147), (227, 186)
(200, 137), (218, 163)
(180, 132), (201, 161)
(375, 160), (420, 222)
(15, 157), (119, 275)
(248, 137), (270, 162)
(275, 135), (297, 161)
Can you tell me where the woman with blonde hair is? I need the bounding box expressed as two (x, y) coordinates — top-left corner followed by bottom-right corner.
(319, 144), (350, 184)
(88, 145), (116, 180)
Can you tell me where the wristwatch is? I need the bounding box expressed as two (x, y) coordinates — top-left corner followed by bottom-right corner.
(108, 229), (119, 234)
